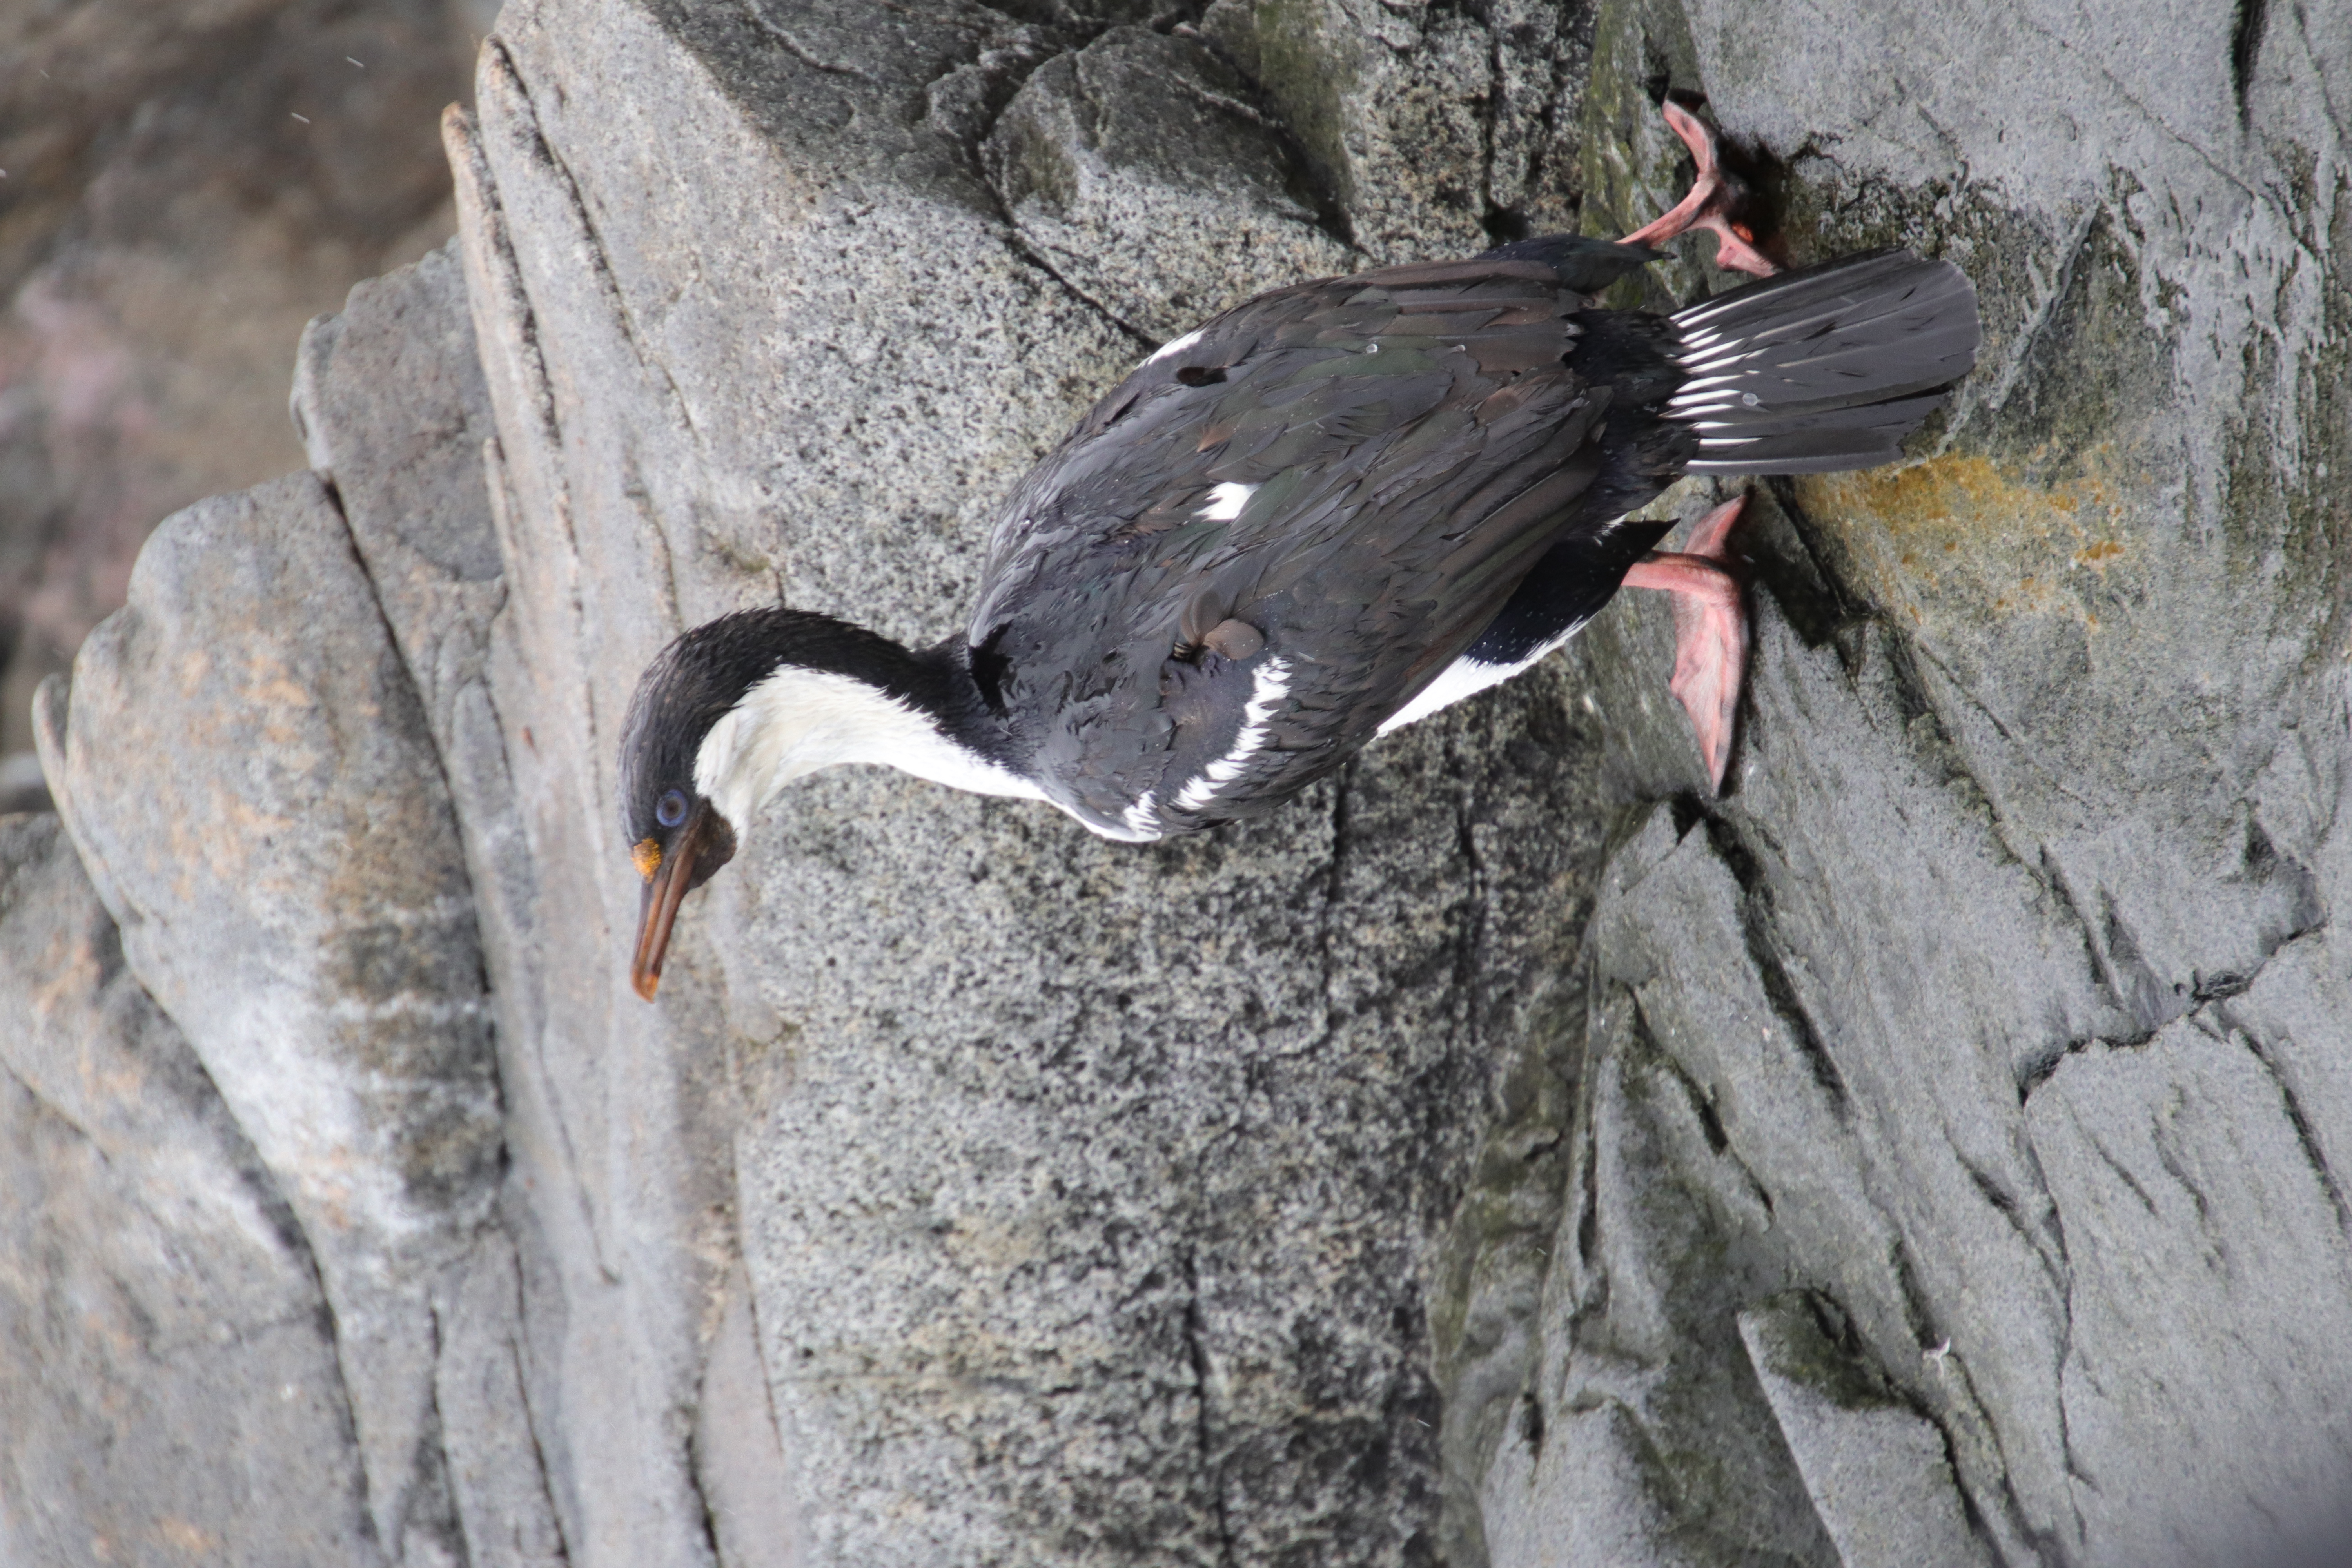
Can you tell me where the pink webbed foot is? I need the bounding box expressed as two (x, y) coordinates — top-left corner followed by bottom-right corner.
(1620, 101), (1779, 279)
(1620, 495), (1751, 792)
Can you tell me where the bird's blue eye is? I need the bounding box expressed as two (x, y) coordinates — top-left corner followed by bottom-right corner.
(656, 789), (689, 828)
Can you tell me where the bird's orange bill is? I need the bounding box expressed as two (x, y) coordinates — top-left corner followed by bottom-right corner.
(631, 800), (715, 1001)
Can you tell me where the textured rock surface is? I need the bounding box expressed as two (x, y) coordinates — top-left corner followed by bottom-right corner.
(36, 466), (506, 1557)
(0, 814), (376, 1566)
(984, 24), (1357, 338)
(438, 4), (1609, 1555)
(1460, 4), (2352, 1565)
(6, 0), (2348, 1565)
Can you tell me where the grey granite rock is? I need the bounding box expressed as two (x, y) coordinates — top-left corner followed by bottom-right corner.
(984, 25), (1359, 339)
(13, 0), (2351, 1563)
(1739, 1292), (1993, 1568)
(295, 236), (570, 1568)
(1460, 0), (2352, 1559)
(1200, 0), (1588, 262)
(0, 813), (375, 1567)
(35, 468), (503, 1557)
(437, 0), (1636, 1561)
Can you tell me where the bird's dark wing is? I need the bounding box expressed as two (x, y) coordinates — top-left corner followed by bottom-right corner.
(1477, 234), (1663, 293)
(969, 249), (1647, 835)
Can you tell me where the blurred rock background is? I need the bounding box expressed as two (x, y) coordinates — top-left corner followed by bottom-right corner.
(4, 1), (2349, 1566)
(0, 0), (494, 781)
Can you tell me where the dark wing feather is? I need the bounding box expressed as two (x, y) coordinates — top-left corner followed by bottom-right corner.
(1478, 235), (1664, 293)
(969, 254), (1623, 835)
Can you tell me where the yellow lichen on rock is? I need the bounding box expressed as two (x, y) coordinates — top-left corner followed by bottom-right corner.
(1796, 449), (2135, 630)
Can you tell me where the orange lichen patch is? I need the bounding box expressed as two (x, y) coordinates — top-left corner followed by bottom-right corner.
(1795, 450), (2137, 626)
(633, 837), (662, 882)
(1800, 452), (2089, 548)
(157, 1519), (219, 1554)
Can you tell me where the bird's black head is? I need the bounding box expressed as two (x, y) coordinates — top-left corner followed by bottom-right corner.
(617, 606), (949, 999)
(617, 610), (823, 1000)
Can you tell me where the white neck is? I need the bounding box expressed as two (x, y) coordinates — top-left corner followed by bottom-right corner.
(693, 664), (1044, 831)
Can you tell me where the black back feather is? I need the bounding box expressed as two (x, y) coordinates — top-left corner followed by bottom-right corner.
(968, 250), (1641, 835)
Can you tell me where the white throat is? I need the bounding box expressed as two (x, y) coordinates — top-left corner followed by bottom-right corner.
(693, 665), (1044, 831)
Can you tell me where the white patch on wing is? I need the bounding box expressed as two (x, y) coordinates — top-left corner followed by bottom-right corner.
(1373, 621), (1592, 737)
(1196, 482), (1256, 522)
(1172, 657), (1293, 812)
(1142, 326), (1206, 367)
(1375, 656), (1512, 736)
(694, 666), (1046, 834)
(1119, 790), (1162, 838)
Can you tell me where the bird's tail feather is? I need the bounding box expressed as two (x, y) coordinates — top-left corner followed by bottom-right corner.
(1664, 249), (1980, 475)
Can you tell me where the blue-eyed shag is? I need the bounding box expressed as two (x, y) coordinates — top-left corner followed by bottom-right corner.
(619, 103), (1982, 998)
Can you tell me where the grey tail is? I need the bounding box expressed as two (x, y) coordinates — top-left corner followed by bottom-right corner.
(1664, 249), (1981, 475)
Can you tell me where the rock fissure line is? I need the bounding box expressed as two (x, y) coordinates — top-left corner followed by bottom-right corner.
(0, 1055), (103, 1152)
(2230, 0), (2273, 125)
(477, 58), (642, 837)
(2033, 855), (2132, 1030)
(2023, 896), (2333, 1105)
(1645, 1022), (1775, 1216)
(736, 4), (887, 85)
(305, 1260), (385, 1552)
(1170, 22), (1362, 254)
(2085, 1126), (2161, 1216)
(1153, 62), (1286, 140)
(942, 47), (1156, 361)
(2048, 1220), (2096, 1553)
(2225, 1012), (2352, 1236)
(1007, 231), (1161, 350)
(1925, 1331), (2061, 1563)
(446, 667), (608, 1292)
(1448, 743), (1488, 1038)
(1313, 760), (1356, 1058)
(1960, 1156), (2067, 1293)
(458, 74), (573, 473)
(413, 1301), (470, 1568)
(956, 72), (1162, 354)
(1177, 1246), (1236, 1568)
(2018, 10), (2269, 207)
(1872, 1349), (2014, 1562)
(1472, 22), (1507, 242)
(681, 1397), (726, 1568)
(2287, 5), (2348, 140)
(313, 479), (507, 1055)
(1699, 811), (1852, 1118)
(2145, 1109), (2218, 1233)
(1969, 199), (2105, 432)
(930, 27), (1065, 149)
(506, 58), (707, 461)
(1756, 483), (1871, 646)
(608, 444), (688, 687)
(501, 1289), (577, 1567)
(1886, 1233), (1945, 1357)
